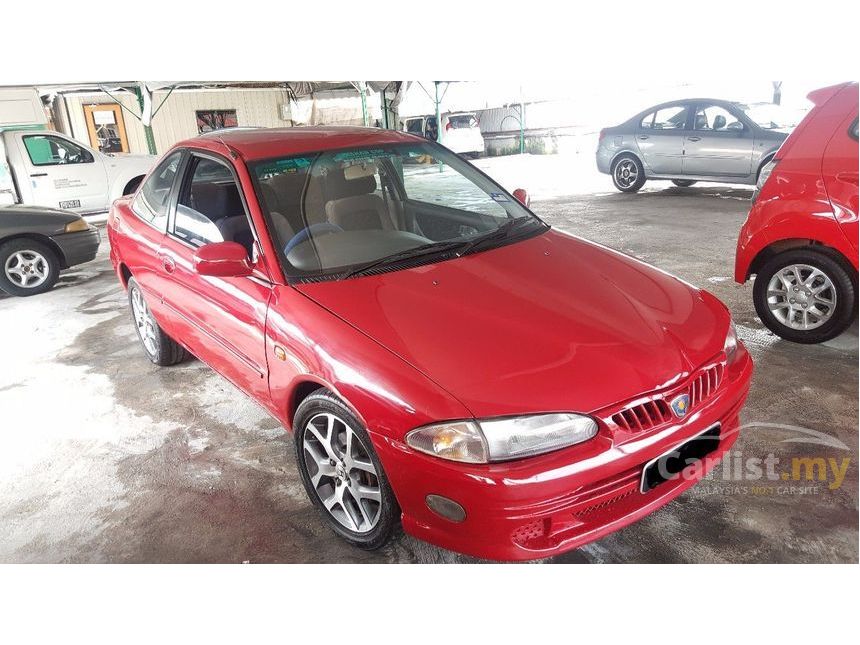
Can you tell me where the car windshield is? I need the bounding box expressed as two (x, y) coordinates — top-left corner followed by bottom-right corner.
(736, 103), (796, 130)
(252, 141), (544, 279)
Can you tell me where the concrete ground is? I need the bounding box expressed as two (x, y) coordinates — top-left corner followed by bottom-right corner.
(0, 153), (856, 563)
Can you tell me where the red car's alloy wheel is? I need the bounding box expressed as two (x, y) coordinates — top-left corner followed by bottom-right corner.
(302, 412), (382, 533)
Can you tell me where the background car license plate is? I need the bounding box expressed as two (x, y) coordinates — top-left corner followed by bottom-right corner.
(59, 199), (80, 209)
(640, 424), (721, 493)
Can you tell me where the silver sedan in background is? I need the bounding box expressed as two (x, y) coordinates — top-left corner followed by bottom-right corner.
(596, 99), (790, 192)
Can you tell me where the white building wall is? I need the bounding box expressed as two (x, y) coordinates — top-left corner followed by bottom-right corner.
(58, 87), (376, 155)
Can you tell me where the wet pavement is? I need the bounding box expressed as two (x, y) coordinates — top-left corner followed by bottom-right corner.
(0, 156), (856, 563)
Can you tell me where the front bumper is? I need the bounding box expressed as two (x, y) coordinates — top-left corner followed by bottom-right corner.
(50, 228), (100, 269)
(373, 346), (753, 561)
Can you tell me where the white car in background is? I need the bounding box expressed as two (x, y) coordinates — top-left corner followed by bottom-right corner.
(1, 129), (155, 215)
(403, 112), (485, 157)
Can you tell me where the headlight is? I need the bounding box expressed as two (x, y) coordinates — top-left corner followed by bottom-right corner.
(64, 219), (90, 233)
(406, 413), (598, 464)
(724, 320), (739, 363)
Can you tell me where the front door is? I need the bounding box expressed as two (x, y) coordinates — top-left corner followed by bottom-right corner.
(683, 103), (754, 177)
(17, 132), (109, 213)
(635, 104), (689, 175)
(158, 151), (272, 402)
(84, 104), (129, 154)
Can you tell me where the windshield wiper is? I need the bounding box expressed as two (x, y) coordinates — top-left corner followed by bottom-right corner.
(341, 218), (545, 280)
(456, 216), (544, 257)
(341, 239), (469, 279)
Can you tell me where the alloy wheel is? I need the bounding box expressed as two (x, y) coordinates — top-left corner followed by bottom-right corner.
(130, 286), (158, 356)
(766, 263), (837, 331)
(302, 412), (382, 533)
(4, 250), (50, 289)
(614, 159), (639, 189)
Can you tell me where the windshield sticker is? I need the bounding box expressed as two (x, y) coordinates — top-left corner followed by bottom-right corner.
(332, 148), (393, 162)
(490, 192), (509, 202)
(256, 157), (311, 177)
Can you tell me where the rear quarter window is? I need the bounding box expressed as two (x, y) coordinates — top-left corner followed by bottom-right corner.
(132, 151), (182, 227)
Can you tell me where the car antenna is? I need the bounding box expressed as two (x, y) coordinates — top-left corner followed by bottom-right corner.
(215, 134), (241, 160)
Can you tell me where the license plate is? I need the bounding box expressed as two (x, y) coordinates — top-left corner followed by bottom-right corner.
(640, 424), (721, 493)
(59, 199), (80, 209)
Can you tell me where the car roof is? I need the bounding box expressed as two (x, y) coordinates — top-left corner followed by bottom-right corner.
(176, 126), (420, 162)
(642, 98), (742, 112)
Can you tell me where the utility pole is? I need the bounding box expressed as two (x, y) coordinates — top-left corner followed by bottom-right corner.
(133, 85), (157, 155)
(357, 82), (369, 127)
(434, 81), (442, 143)
(772, 81), (783, 106)
(519, 85), (525, 154)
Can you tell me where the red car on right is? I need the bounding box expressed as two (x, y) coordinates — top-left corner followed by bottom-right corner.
(736, 82), (858, 343)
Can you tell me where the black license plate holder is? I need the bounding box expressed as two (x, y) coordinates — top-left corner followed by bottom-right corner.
(640, 423), (721, 493)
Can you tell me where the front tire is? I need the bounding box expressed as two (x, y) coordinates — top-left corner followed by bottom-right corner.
(753, 248), (856, 344)
(127, 277), (187, 365)
(672, 179), (697, 187)
(611, 154), (646, 193)
(0, 238), (59, 297)
(294, 389), (399, 550)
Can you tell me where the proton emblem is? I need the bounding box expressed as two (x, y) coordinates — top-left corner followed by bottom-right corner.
(670, 394), (690, 418)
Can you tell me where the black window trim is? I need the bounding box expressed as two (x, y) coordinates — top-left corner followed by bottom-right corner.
(22, 133), (95, 167)
(166, 147), (266, 269)
(130, 149), (186, 233)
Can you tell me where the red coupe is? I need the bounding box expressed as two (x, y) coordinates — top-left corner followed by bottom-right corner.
(736, 82), (858, 344)
(108, 127), (752, 560)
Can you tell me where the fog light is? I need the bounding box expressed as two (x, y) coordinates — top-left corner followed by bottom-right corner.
(425, 494), (466, 523)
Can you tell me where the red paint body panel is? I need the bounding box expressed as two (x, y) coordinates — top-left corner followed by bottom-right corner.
(735, 82), (859, 282)
(108, 126), (754, 560)
(298, 229), (729, 418)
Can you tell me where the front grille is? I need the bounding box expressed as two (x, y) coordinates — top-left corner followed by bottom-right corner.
(690, 363), (723, 407)
(611, 398), (672, 433)
(608, 361), (725, 434)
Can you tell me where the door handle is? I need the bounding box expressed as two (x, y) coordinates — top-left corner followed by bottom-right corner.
(30, 173), (48, 177)
(687, 136), (701, 142)
(160, 255), (176, 274)
(638, 135), (649, 140)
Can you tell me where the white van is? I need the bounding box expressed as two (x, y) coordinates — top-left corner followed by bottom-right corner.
(403, 112), (485, 156)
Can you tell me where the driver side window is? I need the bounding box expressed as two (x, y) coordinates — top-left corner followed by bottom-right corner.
(23, 135), (93, 166)
(694, 105), (743, 132)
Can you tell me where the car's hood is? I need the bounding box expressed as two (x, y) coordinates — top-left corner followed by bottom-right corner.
(0, 204), (81, 232)
(296, 230), (729, 418)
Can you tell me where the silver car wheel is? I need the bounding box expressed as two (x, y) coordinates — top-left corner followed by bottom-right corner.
(614, 159), (639, 188)
(130, 285), (158, 356)
(766, 263), (837, 331)
(302, 412), (382, 534)
(4, 250), (50, 289)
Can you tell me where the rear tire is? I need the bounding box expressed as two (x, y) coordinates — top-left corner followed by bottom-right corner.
(672, 179), (697, 187)
(753, 248), (856, 344)
(0, 238), (59, 297)
(611, 154), (646, 193)
(127, 277), (187, 365)
(294, 389), (399, 550)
